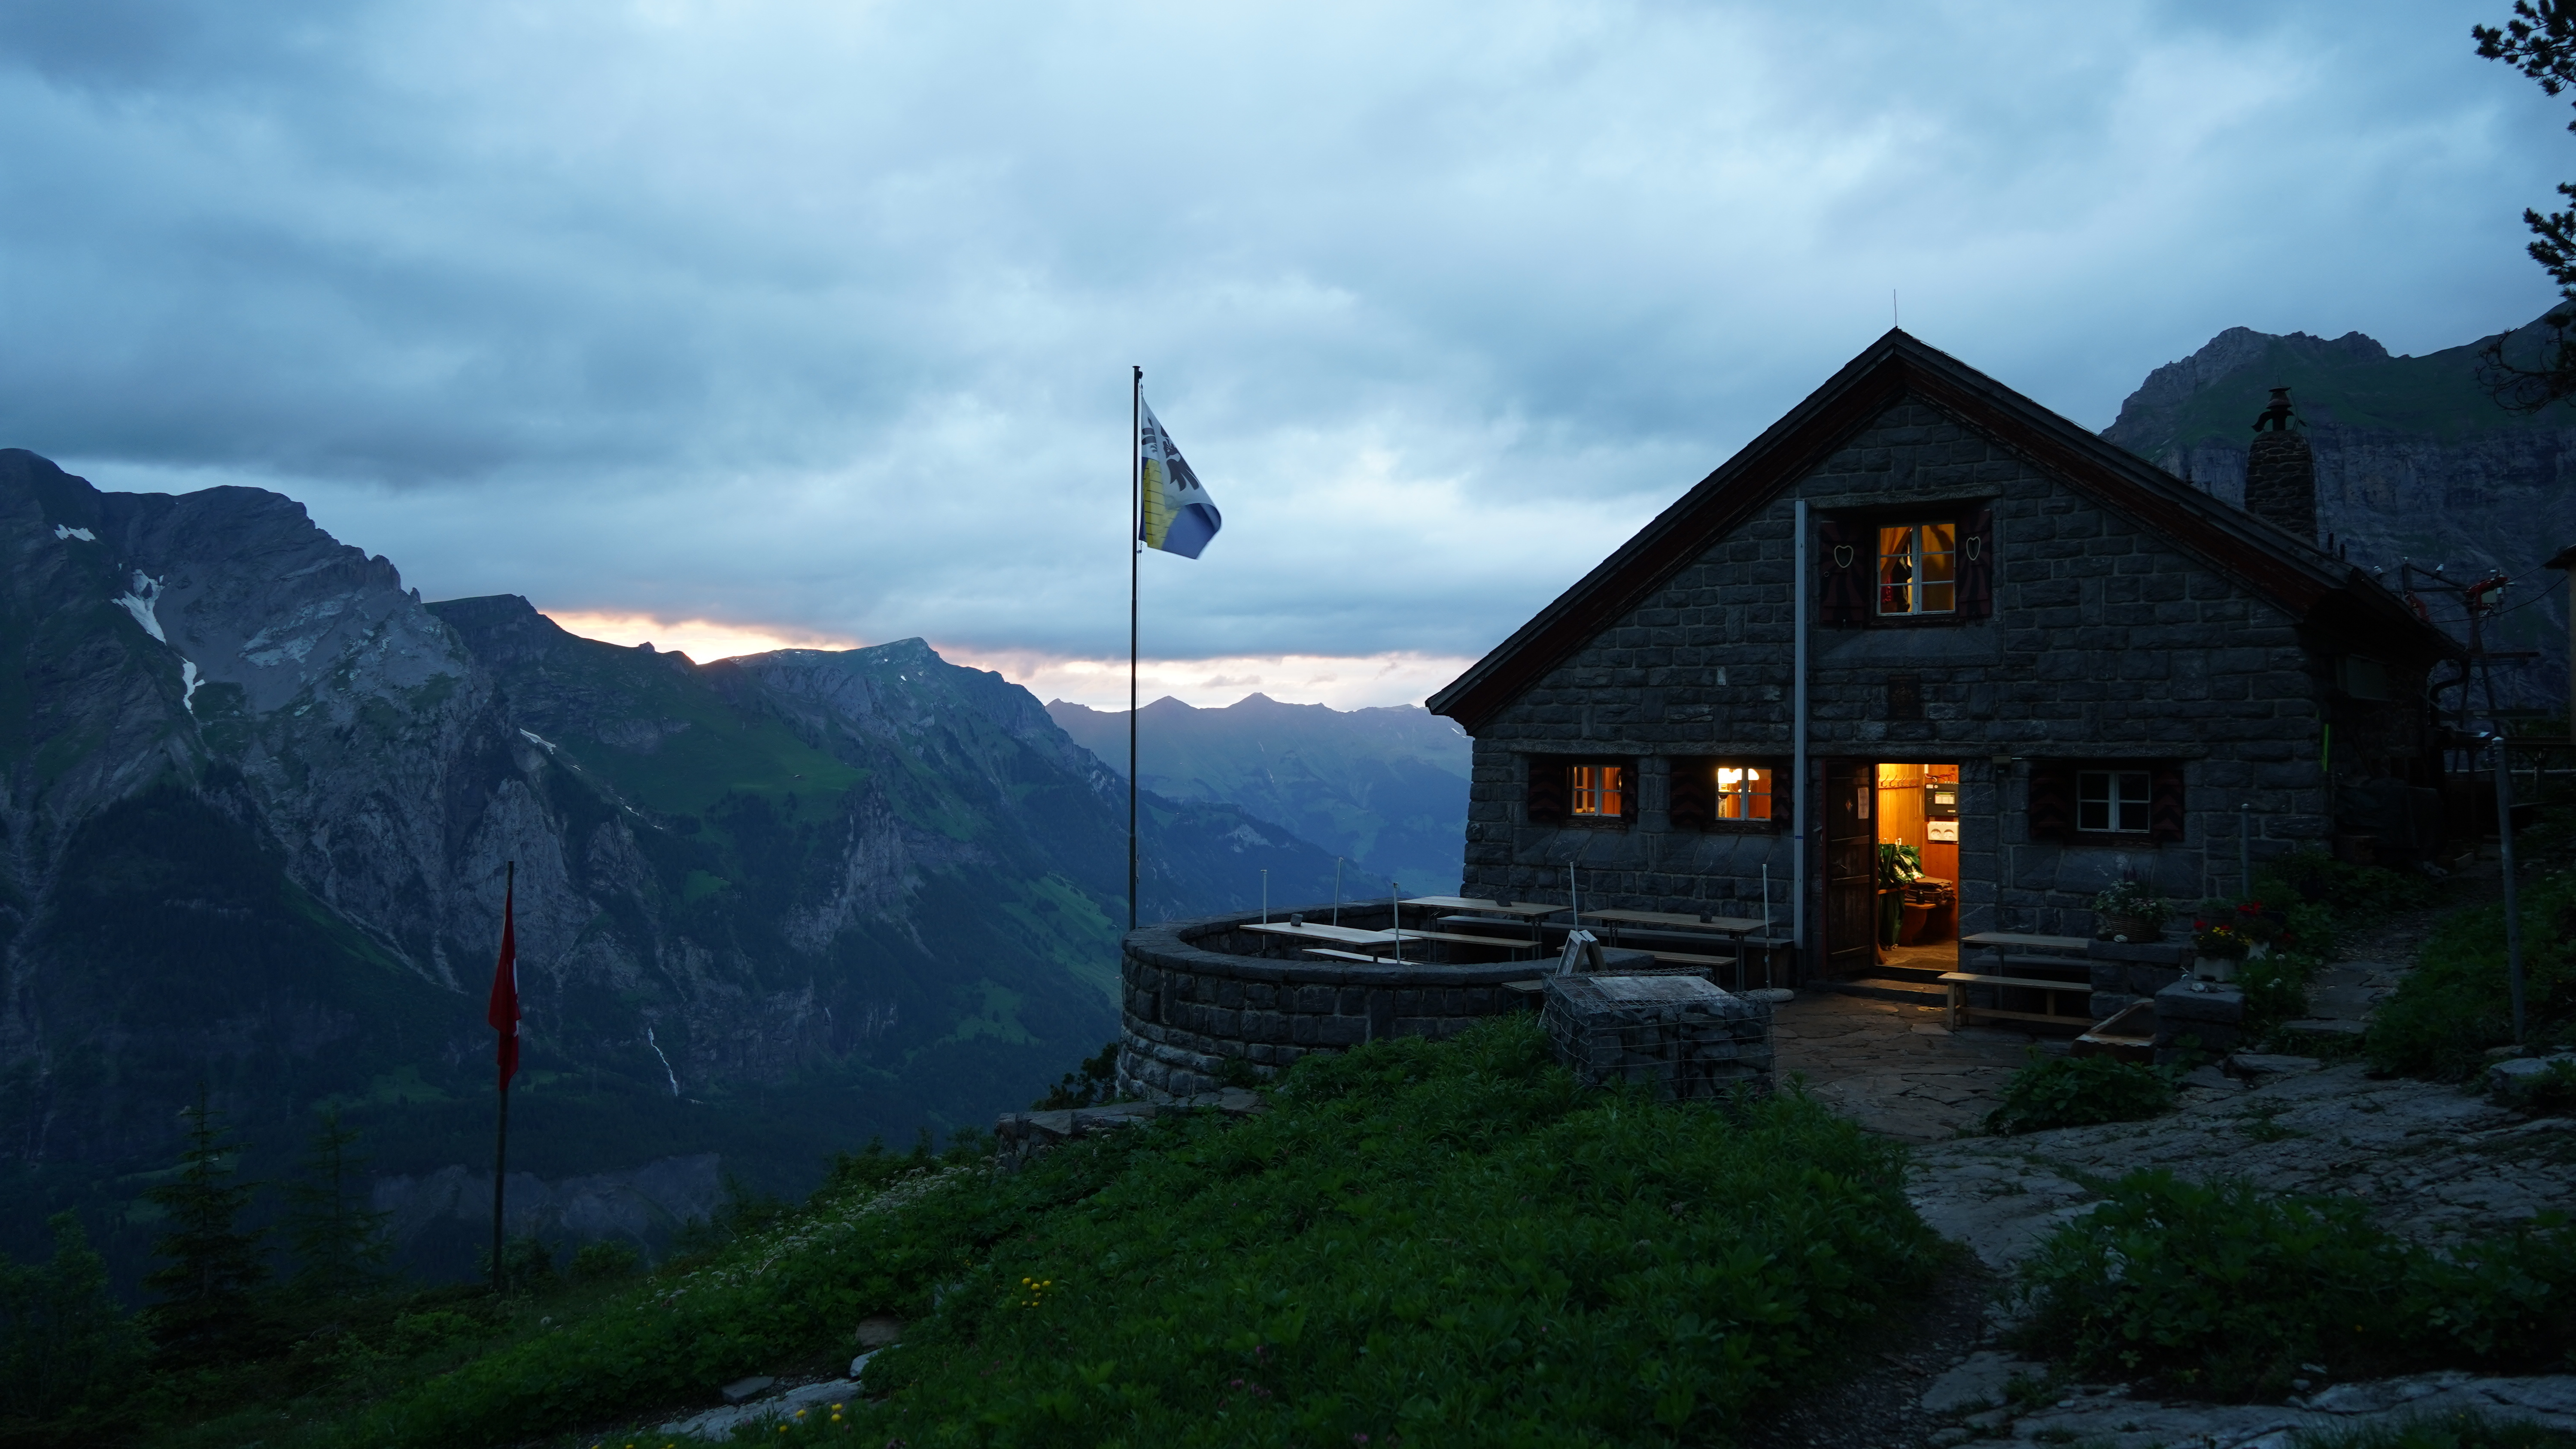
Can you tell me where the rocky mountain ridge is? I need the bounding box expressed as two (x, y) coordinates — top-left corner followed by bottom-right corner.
(2102, 314), (2573, 716)
(1046, 692), (1472, 895)
(0, 447), (1340, 1281)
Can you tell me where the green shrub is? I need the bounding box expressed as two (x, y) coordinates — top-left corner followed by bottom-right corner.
(2369, 865), (2576, 1080)
(1034, 1040), (1121, 1109)
(376, 1309), (491, 1361)
(2013, 1171), (2576, 1398)
(2292, 1410), (2576, 1448)
(474, 1235), (556, 1294)
(329, 1017), (1939, 1448)
(2239, 949), (2323, 1040)
(566, 1240), (641, 1283)
(2496, 1059), (2576, 1114)
(2263, 849), (2442, 920)
(1984, 1050), (2176, 1135)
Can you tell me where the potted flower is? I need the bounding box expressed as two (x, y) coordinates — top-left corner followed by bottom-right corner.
(2190, 918), (2253, 982)
(1876, 843), (1924, 949)
(2092, 878), (2170, 943)
(2228, 900), (2289, 959)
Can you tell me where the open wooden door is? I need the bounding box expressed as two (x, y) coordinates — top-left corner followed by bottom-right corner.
(1822, 757), (1876, 978)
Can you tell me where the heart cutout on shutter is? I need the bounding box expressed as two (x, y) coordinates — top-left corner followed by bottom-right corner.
(1832, 545), (1853, 569)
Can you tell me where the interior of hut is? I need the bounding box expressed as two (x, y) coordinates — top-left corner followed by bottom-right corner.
(1874, 762), (1960, 970)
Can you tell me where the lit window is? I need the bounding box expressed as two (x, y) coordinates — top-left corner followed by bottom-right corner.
(2077, 770), (2150, 834)
(1877, 522), (1957, 616)
(1571, 764), (1625, 817)
(1712, 764), (1773, 821)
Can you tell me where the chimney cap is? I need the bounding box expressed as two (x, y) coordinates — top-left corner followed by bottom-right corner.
(2252, 386), (2296, 434)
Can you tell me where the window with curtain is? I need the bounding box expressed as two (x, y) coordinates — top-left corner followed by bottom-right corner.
(1571, 764), (1626, 817)
(1877, 521), (1957, 616)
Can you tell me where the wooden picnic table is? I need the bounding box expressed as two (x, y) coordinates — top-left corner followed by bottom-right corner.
(1242, 921), (1398, 946)
(1581, 909), (1768, 934)
(1401, 896), (1563, 917)
(1245, 920), (1532, 964)
(1577, 910), (1773, 992)
(1960, 931), (2091, 952)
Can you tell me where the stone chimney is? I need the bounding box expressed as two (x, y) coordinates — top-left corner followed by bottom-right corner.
(2243, 385), (2316, 541)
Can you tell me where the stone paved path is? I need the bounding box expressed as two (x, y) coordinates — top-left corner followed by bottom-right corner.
(1773, 993), (2055, 1141)
(1756, 858), (2576, 1447)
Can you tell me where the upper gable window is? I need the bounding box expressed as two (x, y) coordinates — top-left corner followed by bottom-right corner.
(1818, 506), (1992, 627)
(1877, 522), (1956, 617)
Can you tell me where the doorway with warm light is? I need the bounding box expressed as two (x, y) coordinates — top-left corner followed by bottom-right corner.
(1820, 758), (1962, 985)
(1871, 762), (1960, 975)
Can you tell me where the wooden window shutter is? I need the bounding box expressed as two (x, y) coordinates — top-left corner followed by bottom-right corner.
(2150, 764), (2186, 843)
(1817, 518), (1868, 625)
(1668, 758), (1713, 830)
(2027, 761), (2073, 843)
(1957, 506), (1996, 620)
(1616, 765), (1637, 820)
(1526, 758), (1567, 824)
(1768, 757), (1794, 824)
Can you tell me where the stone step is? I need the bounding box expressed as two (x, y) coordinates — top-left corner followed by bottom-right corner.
(1816, 976), (1949, 1006)
(1864, 962), (1954, 985)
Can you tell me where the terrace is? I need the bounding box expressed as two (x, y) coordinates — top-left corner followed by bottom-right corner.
(1114, 894), (1795, 1100)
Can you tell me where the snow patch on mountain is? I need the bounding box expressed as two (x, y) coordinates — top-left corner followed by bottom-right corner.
(115, 572), (167, 643)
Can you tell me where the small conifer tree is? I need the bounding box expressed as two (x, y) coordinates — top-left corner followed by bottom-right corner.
(141, 1085), (268, 1365)
(0, 1212), (149, 1421)
(280, 1108), (391, 1299)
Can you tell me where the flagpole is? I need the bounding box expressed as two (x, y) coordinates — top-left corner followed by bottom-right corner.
(1129, 366), (1142, 934)
(491, 858), (513, 1296)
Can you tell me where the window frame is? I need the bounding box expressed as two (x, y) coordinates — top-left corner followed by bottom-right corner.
(2075, 768), (2153, 836)
(1709, 761), (1777, 825)
(1526, 755), (1635, 828)
(1818, 501), (1994, 629)
(1874, 519), (1960, 619)
(1668, 755), (1790, 833)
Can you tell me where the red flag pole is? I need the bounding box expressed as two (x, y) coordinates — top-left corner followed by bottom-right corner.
(487, 860), (519, 1294)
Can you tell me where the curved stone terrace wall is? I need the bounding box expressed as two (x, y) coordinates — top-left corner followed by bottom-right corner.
(1117, 903), (1544, 1101)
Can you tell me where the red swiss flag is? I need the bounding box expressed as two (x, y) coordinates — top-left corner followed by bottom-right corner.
(486, 874), (520, 1089)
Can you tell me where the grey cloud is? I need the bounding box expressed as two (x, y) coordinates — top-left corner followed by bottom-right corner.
(6, 0), (2568, 665)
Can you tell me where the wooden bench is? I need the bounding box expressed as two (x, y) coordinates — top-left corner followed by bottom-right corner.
(1303, 948), (1388, 964)
(1938, 971), (2092, 1031)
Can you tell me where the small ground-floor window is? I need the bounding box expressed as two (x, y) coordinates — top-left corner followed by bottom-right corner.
(1671, 757), (1787, 829)
(1714, 763), (1773, 820)
(2076, 769), (2151, 834)
(1571, 763), (1625, 817)
(2030, 760), (2184, 843)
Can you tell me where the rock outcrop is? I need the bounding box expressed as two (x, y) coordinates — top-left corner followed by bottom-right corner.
(2102, 317), (2574, 715)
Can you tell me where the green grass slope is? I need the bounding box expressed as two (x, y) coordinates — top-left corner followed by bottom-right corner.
(202, 1019), (1935, 1449)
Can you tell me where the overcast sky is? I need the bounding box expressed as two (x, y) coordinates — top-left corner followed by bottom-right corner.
(5, 0), (2564, 707)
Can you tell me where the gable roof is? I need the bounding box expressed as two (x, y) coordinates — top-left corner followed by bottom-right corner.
(1427, 329), (2461, 733)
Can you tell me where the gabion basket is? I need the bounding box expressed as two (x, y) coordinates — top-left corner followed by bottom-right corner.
(1540, 972), (1774, 1100)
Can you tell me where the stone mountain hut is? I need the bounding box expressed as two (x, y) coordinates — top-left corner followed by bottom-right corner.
(1422, 329), (2461, 993)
